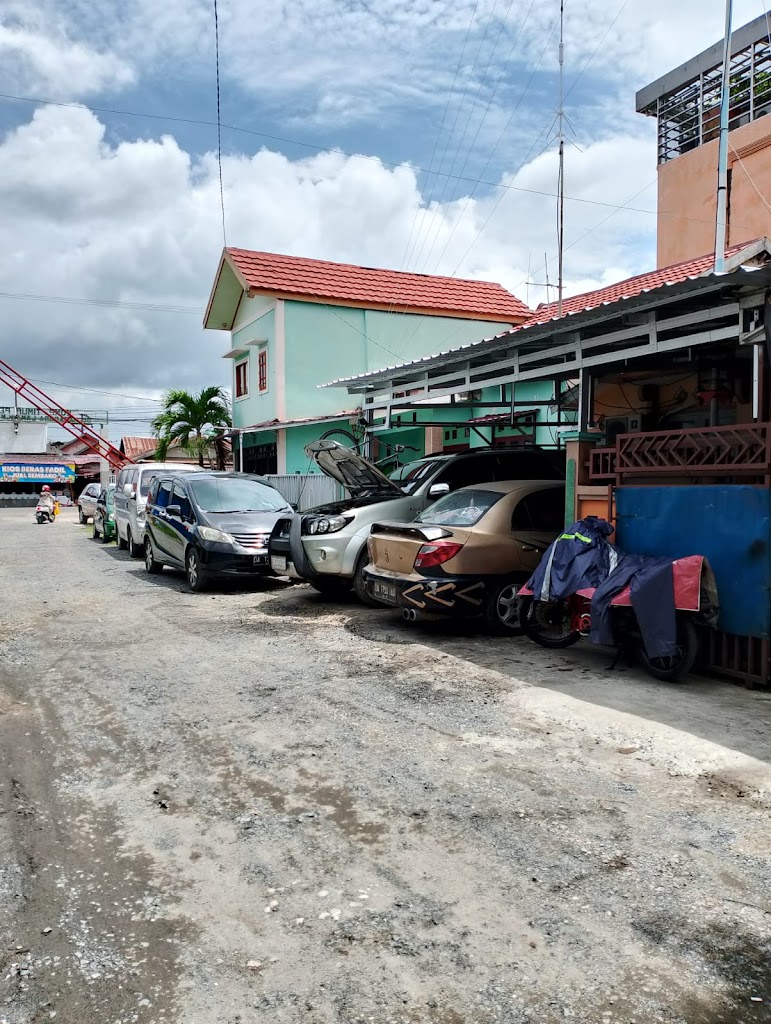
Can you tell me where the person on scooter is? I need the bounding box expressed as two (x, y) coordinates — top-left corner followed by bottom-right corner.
(37, 485), (55, 521)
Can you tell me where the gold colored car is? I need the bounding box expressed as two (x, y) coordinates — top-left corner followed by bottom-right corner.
(363, 480), (565, 633)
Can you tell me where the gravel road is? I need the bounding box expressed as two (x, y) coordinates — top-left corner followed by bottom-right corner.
(0, 506), (769, 1024)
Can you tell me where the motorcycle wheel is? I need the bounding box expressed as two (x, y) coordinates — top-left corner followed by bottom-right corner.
(521, 597), (581, 649)
(637, 615), (698, 682)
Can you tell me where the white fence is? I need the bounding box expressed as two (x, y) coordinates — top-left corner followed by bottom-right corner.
(265, 474), (343, 511)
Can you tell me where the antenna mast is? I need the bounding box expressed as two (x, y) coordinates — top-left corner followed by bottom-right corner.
(557, 0), (565, 317)
(714, 0), (733, 273)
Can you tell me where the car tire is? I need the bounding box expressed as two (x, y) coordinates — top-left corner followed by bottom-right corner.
(352, 551), (378, 607)
(484, 578), (526, 635)
(78, 506), (86, 524)
(144, 538), (163, 575)
(127, 527), (142, 558)
(186, 548), (208, 592)
(102, 528), (111, 545)
(309, 575), (351, 597)
(117, 530), (128, 551)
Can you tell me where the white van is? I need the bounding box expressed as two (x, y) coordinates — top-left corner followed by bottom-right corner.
(114, 462), (204, 556)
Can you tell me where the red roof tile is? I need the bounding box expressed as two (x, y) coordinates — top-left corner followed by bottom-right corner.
(120, 436), (156, 460)
(529, 241), (761, 325)
(225, 248), (530, 322)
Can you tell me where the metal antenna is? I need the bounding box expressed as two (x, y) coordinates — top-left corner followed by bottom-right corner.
(557, 0), (565, 316)
(526, 251), (532, 307)
(544, 252), (551, 302)
(714, 0), (733, 273)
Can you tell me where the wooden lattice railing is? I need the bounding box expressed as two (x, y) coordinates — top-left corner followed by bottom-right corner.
(589, 422), (771, 483)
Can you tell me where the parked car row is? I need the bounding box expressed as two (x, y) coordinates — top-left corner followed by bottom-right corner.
(85, 464), (295, 591)
(267, 441), (566, 633)
(83, 443), (567, 634)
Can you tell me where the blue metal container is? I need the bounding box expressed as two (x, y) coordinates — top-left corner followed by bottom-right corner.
(615, 486), (771, 638)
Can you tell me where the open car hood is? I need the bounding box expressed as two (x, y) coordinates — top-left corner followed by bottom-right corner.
(304, 439), (403, 496)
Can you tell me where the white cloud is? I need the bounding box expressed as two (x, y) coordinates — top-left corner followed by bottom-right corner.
(0, 103), (659, 412)
(4, 0), (766, 129)
(0, 6), (134, 98)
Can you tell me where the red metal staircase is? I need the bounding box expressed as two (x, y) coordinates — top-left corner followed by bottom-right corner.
(0, 359), (133, 470)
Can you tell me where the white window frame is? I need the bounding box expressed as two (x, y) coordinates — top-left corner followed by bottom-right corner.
(234, 357), (249, 401)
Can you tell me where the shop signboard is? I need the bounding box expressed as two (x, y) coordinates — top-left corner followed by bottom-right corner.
(0, 462), (76, 484)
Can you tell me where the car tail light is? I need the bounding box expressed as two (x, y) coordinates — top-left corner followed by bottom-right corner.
(414, 540), (464, 569)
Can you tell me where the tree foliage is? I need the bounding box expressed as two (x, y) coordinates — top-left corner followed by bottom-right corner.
(151, 387), (231, 468)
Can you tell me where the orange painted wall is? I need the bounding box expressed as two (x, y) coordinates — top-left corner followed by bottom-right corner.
(657, 116), (771, 267)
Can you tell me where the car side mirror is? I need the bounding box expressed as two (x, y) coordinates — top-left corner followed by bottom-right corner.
(166, 504), (182, 519)
(123, 483), (134, 497)
(428, 483), (450, 499)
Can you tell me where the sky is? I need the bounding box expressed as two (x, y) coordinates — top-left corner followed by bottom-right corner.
(0, 0), (767, 437)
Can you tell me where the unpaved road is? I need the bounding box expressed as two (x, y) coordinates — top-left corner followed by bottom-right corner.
(0, 507), (769, 1024)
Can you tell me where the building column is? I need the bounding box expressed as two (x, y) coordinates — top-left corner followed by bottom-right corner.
(276, 429), (287, 474)
(424, 426), (443, 455)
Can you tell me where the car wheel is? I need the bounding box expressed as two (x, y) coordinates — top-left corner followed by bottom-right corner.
(352, 551), (378, 607)
(186, 548), (208, 592)
(102, 528), (111, 545)
(127, 527), (142, 558)
(484, 578), (527, 635)
(144, 537), (163, 575)
(78, 506), (86, 524)
(309, 575), (351, 597)
(117, 529), (128, 551)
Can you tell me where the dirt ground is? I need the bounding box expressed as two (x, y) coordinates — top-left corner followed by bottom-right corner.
(0, 506), (769, 1024)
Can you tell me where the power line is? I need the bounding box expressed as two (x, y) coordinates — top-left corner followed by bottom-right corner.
(27, 378), (164, 402)
(424, 0), (536, 278)
(423, 1), (552, 285)
(394, 0), (479, 285)
(562, 0), (631, 103)
(213, 0), (227, 245)
(0, 87), (752, 232)
(0, 290), (200, 314)
(410, 0), (506, 275)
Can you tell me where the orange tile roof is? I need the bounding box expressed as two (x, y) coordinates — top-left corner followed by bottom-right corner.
(225, 248), (530, 322)
(120, 436), (156, 460)
(530, 241), (760, 325)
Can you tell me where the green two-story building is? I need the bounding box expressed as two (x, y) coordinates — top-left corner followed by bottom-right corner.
(204, 247), (552, 474)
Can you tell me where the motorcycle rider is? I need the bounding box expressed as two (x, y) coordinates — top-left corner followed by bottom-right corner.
(37, 485), (55, 522)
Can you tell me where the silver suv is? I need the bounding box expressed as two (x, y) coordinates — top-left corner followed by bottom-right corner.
(268, 441), (564, 602)
(77, 482), (101, 524)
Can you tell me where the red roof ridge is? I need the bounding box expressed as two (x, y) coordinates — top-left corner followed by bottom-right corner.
(226, 247), (510, 289)
(529, 237), (767, 325)
(220, 247), (530, 322)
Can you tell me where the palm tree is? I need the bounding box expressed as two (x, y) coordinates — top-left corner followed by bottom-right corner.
(152, 386), (231, 469)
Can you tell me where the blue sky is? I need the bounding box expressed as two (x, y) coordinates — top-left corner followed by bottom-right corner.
(0, 0), (767, 434)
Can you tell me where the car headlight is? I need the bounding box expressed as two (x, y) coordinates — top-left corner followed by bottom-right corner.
(307, 515), (349, 536)
(107, 514), (114, 523)
(198, 526), (233, 544)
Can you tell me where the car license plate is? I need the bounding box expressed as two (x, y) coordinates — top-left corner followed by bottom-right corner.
(271, 555), (287, 572)
(253, 555), (267, 565)
(373, 580), (398, 604)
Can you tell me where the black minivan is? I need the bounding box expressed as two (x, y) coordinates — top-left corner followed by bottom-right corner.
(144, 472), (292, 591)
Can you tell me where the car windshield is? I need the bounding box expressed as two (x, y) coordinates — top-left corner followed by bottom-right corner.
(416, 488), (505, 527)
(138, 475), (154, 498)
(390, 458), (445, 495)
(189, 477), (288, 513)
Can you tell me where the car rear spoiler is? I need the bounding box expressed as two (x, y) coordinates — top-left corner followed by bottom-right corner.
(370, 520), (452, 542)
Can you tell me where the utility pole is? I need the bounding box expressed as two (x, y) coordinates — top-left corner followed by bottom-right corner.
(557, 0), (565, 317)
(714, 0), (733, 273)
